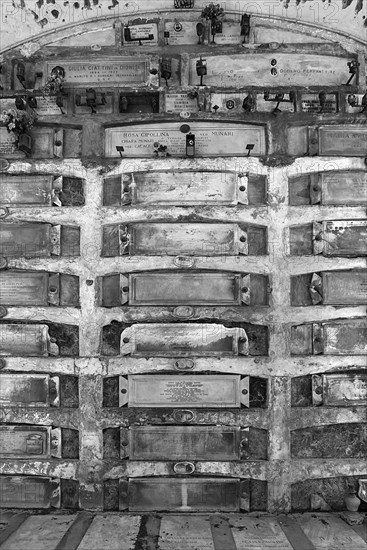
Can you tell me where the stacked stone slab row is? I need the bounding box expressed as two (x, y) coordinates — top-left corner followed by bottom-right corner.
(0, 3), (366, 512)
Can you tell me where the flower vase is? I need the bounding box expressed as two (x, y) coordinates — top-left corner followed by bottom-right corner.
(345, 492), (360, 512)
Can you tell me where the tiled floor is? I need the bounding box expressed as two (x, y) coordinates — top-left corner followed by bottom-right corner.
(0, 512), (366, 550)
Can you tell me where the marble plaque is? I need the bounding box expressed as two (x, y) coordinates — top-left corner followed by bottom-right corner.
(122, 223), (248, 256)
(77, 516), (141, 550)
(129, 426), (241, 460)
(164, 20), (241, 46)
(0, 374), (59, 407)
(315, 221), (367, 257)
(301, 93), (337, 113)
(189, 54), (350, 87)
(322, 374), (367, 406)
(35, 96), (65, 116)
(0, 222), (60, 258)
(322, 270), (367, 305)
(322, 172), (367, 205)
(128, 272), (247, 305)
(230, 517), (293, 550)
(0, 175), (54, 206)
(46, 58), (149, 86)
(121, 171), (247, 205)
(0, 476), (60, 509)
(165, 93), (199, 114)
(0, 425), (59, 458)
(323, 320), (367, 355)
(105, 122), (266, 157)
(210, 92), (251, 113)
(299, 514), (367, 550)
(317, 126), (367, 156)
(128, 478), (240, 512)
(158, 516), (214, 550)
(0, 127), (21, 157)
(0, 272), (50, 306)
(125, 374), (247, 408)
(122, 23), (158, 46)
(120, 324), (249, 357)
(0, 324), (59, 356)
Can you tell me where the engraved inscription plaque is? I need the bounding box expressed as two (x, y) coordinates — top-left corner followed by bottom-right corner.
(0, 175), (55, 206)
(116, 223), (248, 256)
(105, 122), (266, 157)
(315, 126), (367, 156)
(0, 127), (20, 157)
(0, 476), (60, 509)
(128, 478), (240, 512)
(314, 221), (367, 257)
(158, 516), (214, 550)
(46, 59), (149, 85)
(122, 374), (249, 407)
(317, 374), (367, 406)
(0, 324), (59, 356)
(165, 93), (199, 114)
(108, 171), (247, 206)
(189, 54), (350, 87)
(0, 374), (59, 407)
(322, 270), (367, 305)
(119, 324), (249, 357)
(0, 425), (61, 458)
(299, 514), (367, 550)
(230, 517), (293, 550)
(127, 272), (249, 306)
(128, 426), (241, 460)
(322, 172), (367, 205)
(0, 223), (60, 258)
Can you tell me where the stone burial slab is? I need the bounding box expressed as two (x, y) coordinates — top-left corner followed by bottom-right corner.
(102, 223), (251, 257)
(0, 515), (76, 550)
(165, 93), (200, 114)
(291, 269), (367, 306)
(312, 374), (367, 406)
(0, 425), (61, 458)
(0, 374), (60, 407)
(0, 271), (79, 307)
(158, 515), (215, 550)
(289, 171), (367, 206)
(119, 324), (249, 357)
(100, 272), (254, 306)
(189, 53), (351, 87)
(290, 319), (367, 356)
(127, 478), (241, 512)
(119, 374), (250, 408)
(0, 175), (62, 207)
(126, 426), (243, 460)
(46, 58), (151, 86)
(308, 126), (367, 157)
(313, 221), (367, 257)
(298, 514), (367, 550)
(105, 122), (266, 157)
(0, 222), (60, 258)
(229, 516), (293, 550)
(122, 23), (158, 46)
(164, 19), (242, 47)
(301, 93), (338, 114)
(0, 324), (59, 356)
(103, 171), (248, 206)
(0, 476), (60, 509)
(290, 423), (367, 459)
(0, 127), (23, 158)
(77, 515), (141, 550)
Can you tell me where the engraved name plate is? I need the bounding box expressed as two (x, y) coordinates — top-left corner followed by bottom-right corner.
(105, 122), (266, 157)
(314, 221), (367, 257)
(0, 476), (60, 509)
(189, 54), (350, 87)
(119, 324), (249, 357)
(117, 223), (248, 256)
(128, 426), (241, 460)
(0, 127), (20, 157)
(313, 374), (367, 406)
(165, 93), (199, 114)
(107, 171), (247, 206)
(158, 516), (215, 550)
(230, 517), (293, 550)
(310, 126), (367, 156)
(0, 223), (60, 258)
(322, 172), (367, 205)
(128, 478), (240, 512)
(322, 270), (367, 305)
(121, 374), (249, 407)
(0, 425), (61, 458)
(126, 272), (250, 306)
(46, 58), (149, 86)
(323, 320), (367, 355)
(0, 324), (59, 356)
(0, 175), (56, 206)
(0, 374), (59, 407)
